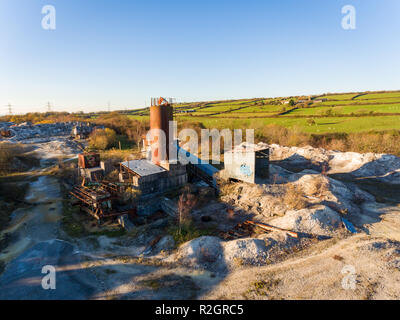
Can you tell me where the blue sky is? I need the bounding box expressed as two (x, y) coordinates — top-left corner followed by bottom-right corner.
(1, 0), (399, 114)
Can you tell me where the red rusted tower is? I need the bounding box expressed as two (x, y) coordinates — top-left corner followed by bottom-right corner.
(149, 97), (173, 165)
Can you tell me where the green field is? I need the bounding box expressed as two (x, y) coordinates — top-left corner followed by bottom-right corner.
(355, 92), (400, 100)
(127, 90), (400, 134)
(317, 93), (358, 100)
(283, 103), (400, 116)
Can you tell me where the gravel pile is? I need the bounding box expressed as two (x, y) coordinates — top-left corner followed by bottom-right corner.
(0, 122), (84, 142)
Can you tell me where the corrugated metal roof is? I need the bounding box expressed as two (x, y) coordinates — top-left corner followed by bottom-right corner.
(120, 159), (166, 177)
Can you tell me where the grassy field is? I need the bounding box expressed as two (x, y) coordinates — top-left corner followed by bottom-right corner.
(176, 115), (400, 134)
(127, 90), (400, 134)
(354, 92), (400, 100)
(283, 104), (400, 116)
(2, 90), (400, 155)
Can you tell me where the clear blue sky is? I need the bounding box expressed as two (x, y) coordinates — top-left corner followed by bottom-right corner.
(1, 0), (399, 114)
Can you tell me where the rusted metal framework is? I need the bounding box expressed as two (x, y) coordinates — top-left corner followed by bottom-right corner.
(219, 220), (298, 240)
(0, 129), (11, 138)
(70, 184), (136, 221)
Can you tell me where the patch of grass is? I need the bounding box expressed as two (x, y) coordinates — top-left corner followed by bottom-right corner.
(0, 232), (11, 253)
(138, 274), (200, 298)
(140, 279), (162, 291)
(116, 134), (135, 150)
(253, 280), (268, 290)
(247, 278), (282, 297)
(233, 257), (245, 267)
(104, 268), (117, 275)
(61, 202), (87, 238)
(0, 181), (30, 204)
(167, 222), (214, 246)
(0, 181), (30, 232)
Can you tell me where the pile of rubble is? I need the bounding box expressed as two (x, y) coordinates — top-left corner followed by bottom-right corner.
(268, 143), (400, 184)
(0, 122), (79, 142)
(161, 143), (400, 272)
(221, 169), (375, 232)
(168, 233), (300, 272)
(212, 142), (400, 250)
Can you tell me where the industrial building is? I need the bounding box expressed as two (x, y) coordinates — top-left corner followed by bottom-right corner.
(118, 97), (188, 195)
(73, 98), (270, 224)
(78, 152), (105, 182)
(223, 143), (269, 184)
(118, 97), (269, 198)
(119, 159), (187, 194)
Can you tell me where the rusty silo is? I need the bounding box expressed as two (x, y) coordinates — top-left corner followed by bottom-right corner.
(149, 98), (173, 165)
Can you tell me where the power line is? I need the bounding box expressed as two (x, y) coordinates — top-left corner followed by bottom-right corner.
(6, 103), (12, 115)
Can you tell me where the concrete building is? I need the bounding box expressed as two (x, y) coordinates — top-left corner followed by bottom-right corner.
(71, 122), (95, 139)
(223, 144), (269, 184)
(118, 97), (188, 195)
(119, 159), (187, 194)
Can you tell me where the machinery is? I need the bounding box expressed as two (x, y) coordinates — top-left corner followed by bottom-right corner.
(151, 97), (173, 107)
(70, 182), (136, 222)
(0, 129), (11, 138)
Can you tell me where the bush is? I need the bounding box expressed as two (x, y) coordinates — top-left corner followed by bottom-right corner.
(0, 143), (15, 173)
(307, 118), (316, 126)
(93, 112), (148, 148)
(0, 143), (38, 174)
(283, 184), (308, 210)
(89, 128), (117, 150)
(167, 222), (212, 246)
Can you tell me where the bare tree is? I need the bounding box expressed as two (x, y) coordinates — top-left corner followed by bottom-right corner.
(177, 187), (197, 235)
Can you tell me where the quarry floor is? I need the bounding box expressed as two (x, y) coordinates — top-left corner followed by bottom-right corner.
(205, 220), (400, 300)
(0, 138), (400, 300)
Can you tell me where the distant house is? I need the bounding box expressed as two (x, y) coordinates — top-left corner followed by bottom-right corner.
(174, 109), (196, 114)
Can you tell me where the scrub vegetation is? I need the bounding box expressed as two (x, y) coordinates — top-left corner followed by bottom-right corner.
(2, 90), (400, 155)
